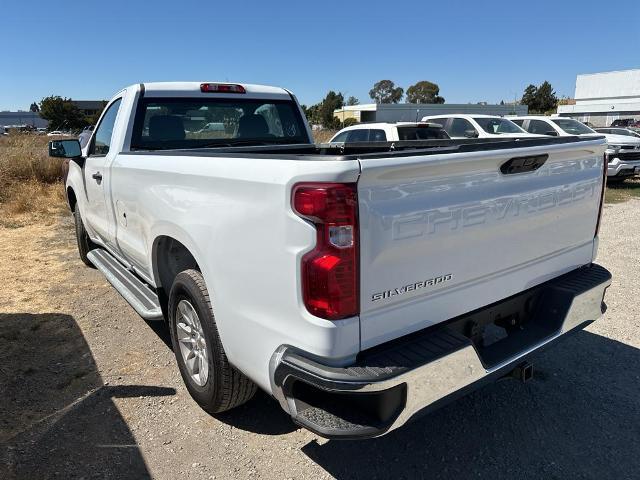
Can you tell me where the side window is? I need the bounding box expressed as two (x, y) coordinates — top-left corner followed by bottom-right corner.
(369, 129), (387, 141)
(448, 118), (476, 137)
(346, 129), (369, 142)
(331, 131), (349, 142)
(511, 119), (524, 127)
(528, 119), (553, 135)
(92, 98), (122, 155)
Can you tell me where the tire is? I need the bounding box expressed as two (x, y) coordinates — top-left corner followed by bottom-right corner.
(606, 176), (626, 185)
(73, 205), (96, 267)
(168, 269), (256, 413)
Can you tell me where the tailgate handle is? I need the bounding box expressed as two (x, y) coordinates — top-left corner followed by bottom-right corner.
(500, 154), (548, 174)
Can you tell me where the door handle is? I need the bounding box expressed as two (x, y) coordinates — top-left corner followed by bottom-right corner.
(92, 172), (103, 183)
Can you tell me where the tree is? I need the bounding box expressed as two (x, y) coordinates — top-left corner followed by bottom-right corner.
(405, 81), (445, 104)
(346, 96), (360, 106)
(342, 118), (358, 127)
(84, 101), (107, 126)
(317, 90), (344, 129)
(29, 102), (40, 112)
(520, 84), (538, 111)
(369, 80), (403, 104)
(520, 82), (558, 114)
(534, 81), (558, 113)
(39, 96), (87, 130)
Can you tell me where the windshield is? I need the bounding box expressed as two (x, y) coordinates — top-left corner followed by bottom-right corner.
(131, 98), (309, 150)
(551, 119), (595, 135)
(472, 117), (524, 134)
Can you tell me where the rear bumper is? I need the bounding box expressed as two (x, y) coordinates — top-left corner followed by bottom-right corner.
(270, 264), (612, 439)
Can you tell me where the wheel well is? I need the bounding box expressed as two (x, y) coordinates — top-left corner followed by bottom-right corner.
(67, 187), (77, 212)
(153, 236), (200, 295)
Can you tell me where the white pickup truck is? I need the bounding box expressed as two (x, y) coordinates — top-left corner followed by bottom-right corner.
(49, 82), (612, 439)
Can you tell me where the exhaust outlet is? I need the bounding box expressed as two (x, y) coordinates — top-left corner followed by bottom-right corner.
(511, 362), (534, 383)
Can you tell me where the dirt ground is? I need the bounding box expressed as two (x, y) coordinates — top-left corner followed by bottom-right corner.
(1, 199), (639, 480)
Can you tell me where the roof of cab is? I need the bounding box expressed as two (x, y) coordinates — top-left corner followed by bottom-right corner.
(137, 82), (292, 98)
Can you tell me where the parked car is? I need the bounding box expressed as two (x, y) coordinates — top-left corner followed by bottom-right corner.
(610, 118), (636, 127)
(421, 114), (537, 139)
(512, 116), (640, 182)
(328, 122), (449, 143)
(49, 82), (611, 439)
(47, 130), (65, 137)
(595, 127), (640, 139)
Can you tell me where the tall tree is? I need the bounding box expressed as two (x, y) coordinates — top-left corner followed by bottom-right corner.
(346, 96), (360, 106)
(405, 81), (445, 104)
(317, 91), (344, 128)
(29, 102), (40, 112)
(520, 84), (538, 111)
(534, 81), (558, 113)
(39, 96), (87, 130)
(369, 80), (403, 104)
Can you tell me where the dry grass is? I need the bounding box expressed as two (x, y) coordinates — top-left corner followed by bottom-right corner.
(605, 177), (640, 203)
(0, 134), (67, 227)
(312, 129), (338, 143)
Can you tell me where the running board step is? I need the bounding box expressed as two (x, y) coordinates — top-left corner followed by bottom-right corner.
(87, 249), (164, 320)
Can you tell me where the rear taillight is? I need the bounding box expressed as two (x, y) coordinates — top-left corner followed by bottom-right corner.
(292, 183), (359, 320)
(595, 153), (607, 237)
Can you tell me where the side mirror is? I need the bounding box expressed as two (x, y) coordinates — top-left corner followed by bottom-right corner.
(544, 130), (559, 136)
(464, 129), (479, 138)
(49, 139), (82, 158)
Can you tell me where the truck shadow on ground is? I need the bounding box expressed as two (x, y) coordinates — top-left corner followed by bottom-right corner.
(300, 330), (640, 479)
(0, 313), (176, 480)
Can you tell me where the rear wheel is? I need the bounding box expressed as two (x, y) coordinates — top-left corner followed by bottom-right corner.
(168, 269), (256, 413)
(73, 205), (96, 266)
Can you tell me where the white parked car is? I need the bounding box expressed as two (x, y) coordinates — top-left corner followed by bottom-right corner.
(48, 82), (611, 439)
(329, 122), (449, 143)
(594, 127), (640, 139)
(421, 114), (536, 139)
(47, 130), (65, 137)
(512, 116), (640, 181)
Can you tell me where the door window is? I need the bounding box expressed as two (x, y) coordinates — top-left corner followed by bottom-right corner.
(346, 129), (370, 142)
(92, 98), (122, 155)
(330, 131), (349, 142)
(448, 118), (476, 137)
(369, 129), (387, 141)
(527, 119), (554, 135)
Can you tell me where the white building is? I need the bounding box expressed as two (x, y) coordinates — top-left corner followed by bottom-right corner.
(558, 69), (640, 126)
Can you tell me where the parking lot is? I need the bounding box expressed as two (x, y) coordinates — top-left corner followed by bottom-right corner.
(0, 196), (639, 480)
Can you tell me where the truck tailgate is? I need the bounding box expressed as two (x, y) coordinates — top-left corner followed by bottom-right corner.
(357, 138), (606, 349)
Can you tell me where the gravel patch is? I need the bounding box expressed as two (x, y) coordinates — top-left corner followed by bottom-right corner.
(1, 200), (639, 480)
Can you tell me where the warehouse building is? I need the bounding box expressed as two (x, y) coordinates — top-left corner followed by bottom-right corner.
(557, 69), (640, 127)
(0, 111), (47, 129)
(334, 102), (528, 123)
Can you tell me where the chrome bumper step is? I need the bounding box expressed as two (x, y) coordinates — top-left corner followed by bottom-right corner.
(87, 249), (163, 320)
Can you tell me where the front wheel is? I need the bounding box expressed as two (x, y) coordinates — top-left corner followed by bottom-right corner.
(73, 205), (96, 266)
(168, 269), (256, 413)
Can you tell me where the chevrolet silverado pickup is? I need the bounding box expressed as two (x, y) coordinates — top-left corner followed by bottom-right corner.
(49, 82), (612, 439)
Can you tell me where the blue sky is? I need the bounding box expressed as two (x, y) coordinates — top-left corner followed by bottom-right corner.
(2, 0), (639, 110)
